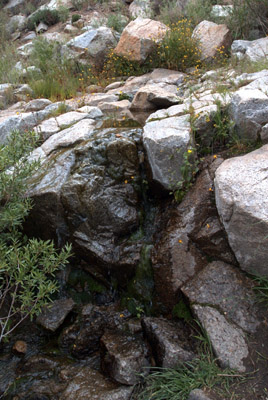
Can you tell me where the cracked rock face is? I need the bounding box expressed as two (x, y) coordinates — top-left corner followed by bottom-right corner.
(193, 305), (249, 372)
(214, 145), (268, 277)
(182, 261), (260, 333)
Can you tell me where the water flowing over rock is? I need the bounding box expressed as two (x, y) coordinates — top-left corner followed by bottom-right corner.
(114, 17), (168, 62)
(214, 145), (268, 277)
(26, 124), (143, 281)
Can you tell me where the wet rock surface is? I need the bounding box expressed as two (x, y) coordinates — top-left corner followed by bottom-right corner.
(142, 317), (195, 368)
(60, 366), (133, 400)
(36, 298), (75, 332)
(100, 330), (149, 385)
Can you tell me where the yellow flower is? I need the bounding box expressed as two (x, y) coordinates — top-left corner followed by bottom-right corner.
(124, 180), (128, 184)
(213, 155), (217, 159)
(187, 149), (192, 153)
(206, 224), (210, 228)
(119, 313), (124, 318)
(209, 187), (213, 192)
(178, 239), (183, 243)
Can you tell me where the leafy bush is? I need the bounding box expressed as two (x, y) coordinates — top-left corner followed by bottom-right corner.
(27, 8), (60, 31)
(185, 0), (214, 28)
(224, 0), (268, 39)
(156, 19), (201, 72)
(28, 37), (88, 100)
(71, 13), (81, 24)
(106, 13), (128, 33)
(0, 130), (71, 344)
(58, 6), (69, 23)
(157, 0), (184, 25)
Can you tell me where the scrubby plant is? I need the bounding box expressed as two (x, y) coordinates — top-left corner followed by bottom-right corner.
(0, 11), (20, 84)
(224, 0), (268, 39)
(71, 13), (81, 24)
(27, 8), (60, 31)
(185, 0), (214, 28)
(156, 19), (202, 72)
(0, 130), (71, 344)
(106, 13), (128, 33)
(27, 37), (89, 100)
(157, 0), (184, 25)
(58, 5), (69, 23)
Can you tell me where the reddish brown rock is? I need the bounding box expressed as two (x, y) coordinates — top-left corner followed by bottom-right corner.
(12, 340), (27, 355)
(192, 20), (232, 61)
(114, 17), (169, 63)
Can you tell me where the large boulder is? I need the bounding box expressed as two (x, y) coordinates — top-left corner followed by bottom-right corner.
(229, 86), (268, 141)
(143, 115), (193, 191)
(214, 145), (268, 277)
(232, 37), (268, 62)
(26, 122), (144, 280)
(192, 20), (232, 61)
(67, 27), (118, 68)
(114, 17), (168, 63)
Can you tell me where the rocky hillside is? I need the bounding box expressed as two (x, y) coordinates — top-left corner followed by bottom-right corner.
(0, 0), (268, 399)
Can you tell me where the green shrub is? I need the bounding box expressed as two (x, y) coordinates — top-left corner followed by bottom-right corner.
(0, 130), (71, 344)
(106, 13), (128, 33)
(27, 8), (60, 31)
(157, 0), (184, 25)
(156, 19), (201, 72)
(185, 0), (214, 28)
(224, 0), (268, 39)
(58, 5), (69, 23)
(28, 37), (87, 100)
(71, 13), (81, 24)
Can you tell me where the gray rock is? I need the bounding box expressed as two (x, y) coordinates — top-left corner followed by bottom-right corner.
(0, 112), (44, 143)
(25, 127), (142, 274)
(193, 305), (249, 372)
(21, 31), (36, 42)
(143, 115), (193, 190)
(142, 317), (195, 368)
(100, 330), (149, 385)
(229, 87), (268, 141)
(25, 98), (52, 112)
(84, 93), (119, 107)
(4, 0), (25, 14)
(77, 105), (103, 118)
(232, 37), (268, 62)
(99, 100), (131, 112)
(67, 27), (117, 67)
(35, 117), (60, 139)
(182, 261), (260, 333)
(60, 366), (133, 400)
(36, 298), (75, 332)
(5, 15), (26, 34)
(188, 388), (216, 400)
(17, 42), (34, 58)
(130, 84), (181, 111)
(214, 145), (268, 277)
(41, 119), (96, 154)
(36, 21), (48, 33)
